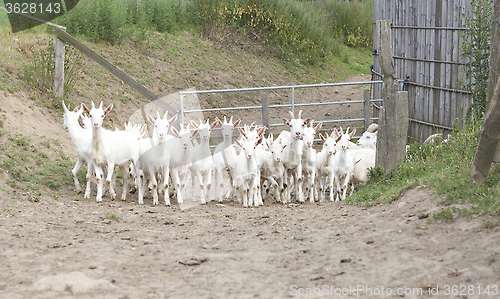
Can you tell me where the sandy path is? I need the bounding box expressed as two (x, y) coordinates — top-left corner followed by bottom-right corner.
(0, 187), (499, 299)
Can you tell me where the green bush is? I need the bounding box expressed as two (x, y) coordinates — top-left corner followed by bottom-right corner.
(56, 0), (373, 64)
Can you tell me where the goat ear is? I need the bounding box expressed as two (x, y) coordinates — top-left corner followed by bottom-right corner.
(233, 118), (241, 127)
(81, 103), (90, 114)
(332, 128), (340, 139)
(238, 127), (247, 138)
(191, 128), (199, 139)
(283, 118), (290, 127)
(147, 114), (155, 125)
(171, 126), (179, 137)
(140, 124), (147, 137)
(257, 126), (266, 137)
(349, 128), (356, 139)
(265, 138), (271, 149)
(210, 119), (219, 130)
(314, 122), (322, 133)
(169, 114), (178, 125)
(256, 137), (263, 146)
(103, 104), (113, 115)
(354, 157), (362, 164)
(319, 133), (326, 143)
(335, 135), (342, 143)
(190, 120), (199, 128)
(234, 138), (242, 149)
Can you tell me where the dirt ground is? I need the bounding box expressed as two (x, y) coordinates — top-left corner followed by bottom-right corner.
(0, 76), (499, 298)
(1, 187), (499, 299)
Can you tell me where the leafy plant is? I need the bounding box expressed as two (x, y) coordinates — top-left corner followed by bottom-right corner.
(460, 0), (493, 120)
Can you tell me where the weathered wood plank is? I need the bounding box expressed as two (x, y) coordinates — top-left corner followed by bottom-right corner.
(54, 35), (64, 97)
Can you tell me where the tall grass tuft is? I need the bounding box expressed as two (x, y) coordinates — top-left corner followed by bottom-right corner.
(23, 40), (83, 95)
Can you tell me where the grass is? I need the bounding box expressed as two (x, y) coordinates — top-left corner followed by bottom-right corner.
(0, 131), (80, 200)
(348, 122), (500, 225)
(104, 214), (120, 221)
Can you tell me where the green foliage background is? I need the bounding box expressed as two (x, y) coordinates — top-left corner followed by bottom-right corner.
(56, 0), (374, 64)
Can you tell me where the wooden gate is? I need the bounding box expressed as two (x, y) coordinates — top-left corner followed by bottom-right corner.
(372, 0), (473, 142)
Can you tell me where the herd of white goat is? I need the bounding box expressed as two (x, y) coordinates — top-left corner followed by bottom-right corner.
(62, 101), (379, 207)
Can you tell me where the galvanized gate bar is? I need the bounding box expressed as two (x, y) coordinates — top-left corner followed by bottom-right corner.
(178, 81), (383, 95)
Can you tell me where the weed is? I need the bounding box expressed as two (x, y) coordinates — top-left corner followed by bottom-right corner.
(433, 208), (456, 222)
(22, 40), (83, 98)
(105, 214), (120, 221)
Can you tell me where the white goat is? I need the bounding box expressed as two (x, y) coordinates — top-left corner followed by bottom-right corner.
(332, 127), (356, 201)
(137, 112), (178, 205)
(261, 133), (287, 203)
(82, 101), (145, 202)
(80, 101), (114, 202)
(356, 131), (377, 150)
(212, 116), (241, 202)
(348, 147), (375, 190)
(170, 123), (199, 204)
(280, 110), (310, 203)
(234, 131), (264, 207)
(316, 131), (337, 202)
(302, 121), (322, 203)
(190, 119), (218, 204)
(62, 102), (93, 196)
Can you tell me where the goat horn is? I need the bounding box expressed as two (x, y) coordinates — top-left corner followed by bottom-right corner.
(288, 111), (294, 119)
(99, 101), (103, 109)
(157, 111), (161, 119)
(298, 110), (303, 119)
(229, 116), (233, 124)
(91, 101), (95, 108)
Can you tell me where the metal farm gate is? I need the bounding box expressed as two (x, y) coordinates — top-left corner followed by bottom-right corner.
(372, 0), (473, 142)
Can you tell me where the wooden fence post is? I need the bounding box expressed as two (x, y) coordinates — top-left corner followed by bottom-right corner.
(262, 93), (269, 137)
(54, 35), (65, 97)
(375, 19), (408, 175)
(395, 91), (409, 163)
(364, 89), (371, 130)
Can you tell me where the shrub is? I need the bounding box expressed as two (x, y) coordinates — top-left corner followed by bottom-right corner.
(23, 40), (83, 95)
